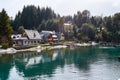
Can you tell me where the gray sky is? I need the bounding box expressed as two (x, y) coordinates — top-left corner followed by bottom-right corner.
(0, 0), (120, 18)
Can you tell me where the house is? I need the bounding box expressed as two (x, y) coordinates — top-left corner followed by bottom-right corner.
(63, 22), (74, 40)
(40, 30), (58, 42)
(63, 22), (74, 33)
(11, 34), (28, 46)
(11, 29), (41, 46)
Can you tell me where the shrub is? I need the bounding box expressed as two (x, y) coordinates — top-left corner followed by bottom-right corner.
(49, 42), (53, 46)
(2, 43), (9, 49)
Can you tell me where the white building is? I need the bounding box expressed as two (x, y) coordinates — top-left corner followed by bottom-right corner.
(11, 29), (41, 46)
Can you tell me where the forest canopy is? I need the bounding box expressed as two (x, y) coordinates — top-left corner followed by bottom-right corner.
(3, 5), (120, 43)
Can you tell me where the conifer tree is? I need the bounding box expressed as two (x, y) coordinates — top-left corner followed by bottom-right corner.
(0, 9), (13, 47)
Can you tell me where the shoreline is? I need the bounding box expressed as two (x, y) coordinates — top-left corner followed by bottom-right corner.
(1, 42), (119, 54)
(0, 45), (68, 54)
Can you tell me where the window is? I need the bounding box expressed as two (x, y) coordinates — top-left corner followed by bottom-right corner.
(38, 41), (39, 43)
(13, 42), (16, 44)
(33, 33), (36, 38)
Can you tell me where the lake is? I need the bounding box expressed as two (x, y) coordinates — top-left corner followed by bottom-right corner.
(0, 46), (120, 80)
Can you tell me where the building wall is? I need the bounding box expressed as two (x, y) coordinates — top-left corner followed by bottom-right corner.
(63, 23), (74, 33)
(13, 40), (41, 46)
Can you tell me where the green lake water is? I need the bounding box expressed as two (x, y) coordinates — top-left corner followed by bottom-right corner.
(0, 46), (120, 80)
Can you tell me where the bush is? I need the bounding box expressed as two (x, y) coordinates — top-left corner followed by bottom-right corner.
(49, 42), (53, 46)
(2, 43), (9, 49)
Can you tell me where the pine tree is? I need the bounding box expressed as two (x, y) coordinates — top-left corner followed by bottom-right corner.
(0, 9), (13, 47)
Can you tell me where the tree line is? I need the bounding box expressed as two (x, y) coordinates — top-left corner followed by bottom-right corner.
(0, 5), (120, 47)
(11, 5), (60, 32)
(72, 10), (120, 43)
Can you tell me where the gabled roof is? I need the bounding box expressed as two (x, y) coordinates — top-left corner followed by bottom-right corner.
(25, 29), (41, 40)
(40, 30), (55, 37)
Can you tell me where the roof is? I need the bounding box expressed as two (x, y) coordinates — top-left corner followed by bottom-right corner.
(25, 29), (41, 40)
(64, 23), (72, 26)
(11, 34), (27, 40)
(40, 30), (55, 34)
(52, 35), (57, 38)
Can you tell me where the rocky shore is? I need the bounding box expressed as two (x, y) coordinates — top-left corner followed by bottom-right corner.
(0, 42), (99, 54)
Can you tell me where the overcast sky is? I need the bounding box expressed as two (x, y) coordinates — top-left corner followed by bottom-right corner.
(0, 0), (120, 18)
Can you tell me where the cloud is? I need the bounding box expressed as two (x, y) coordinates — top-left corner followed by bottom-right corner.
(112, 1), (120, 7)
(0, 0), (120, 18)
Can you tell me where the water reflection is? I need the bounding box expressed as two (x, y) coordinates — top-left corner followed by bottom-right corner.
(13, 49), (65, 79)
(0, 47), (120, 80)
(0, 54), (13, 80)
